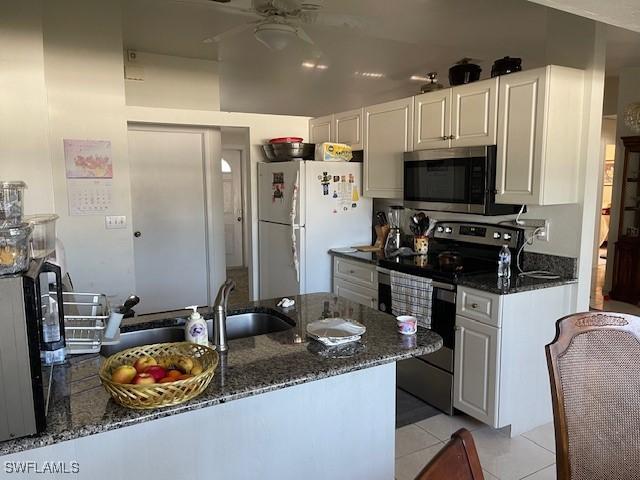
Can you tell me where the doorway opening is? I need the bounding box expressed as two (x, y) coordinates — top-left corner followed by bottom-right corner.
(591, 118), (640, 315)
(591, 117), (616, 311)
(221, 127), (250, 307)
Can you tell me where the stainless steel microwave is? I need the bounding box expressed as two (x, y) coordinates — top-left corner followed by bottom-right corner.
(403, 146), (521, 215)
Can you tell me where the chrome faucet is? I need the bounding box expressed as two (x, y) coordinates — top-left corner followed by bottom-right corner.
(213, 279), (236, 352)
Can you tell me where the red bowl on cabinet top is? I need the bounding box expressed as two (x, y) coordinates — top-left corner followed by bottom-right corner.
(269, 137), (304, 144)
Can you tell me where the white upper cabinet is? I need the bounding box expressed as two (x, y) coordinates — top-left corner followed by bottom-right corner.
(334, 108), (363, 150)
(450, 78), (498, 147)
(414, 89), (451, 150)
(364, 97), (414, 198)
(309, 115), (333, 144)
(414, 78), (497, 151)
(495, 66), (584, 205)
(309, 110), (363, 149)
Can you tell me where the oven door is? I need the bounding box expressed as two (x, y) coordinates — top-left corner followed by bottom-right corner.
(377, 267), (392, 314)
(396, 280), (457, 414)
(404, 147), (488, 214)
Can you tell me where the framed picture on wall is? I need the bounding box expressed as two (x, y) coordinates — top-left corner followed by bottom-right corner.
(604, 161), (615, 186)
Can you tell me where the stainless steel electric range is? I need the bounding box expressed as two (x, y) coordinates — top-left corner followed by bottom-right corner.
(378, 221), (524, 414)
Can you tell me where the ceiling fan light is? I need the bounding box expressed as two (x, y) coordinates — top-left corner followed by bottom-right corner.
(254, 23), (297, 50)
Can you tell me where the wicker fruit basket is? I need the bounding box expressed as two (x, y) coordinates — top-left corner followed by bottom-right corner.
(99, 342), (218, 410)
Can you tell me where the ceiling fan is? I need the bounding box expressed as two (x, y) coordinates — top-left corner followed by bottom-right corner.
(203, 0), (366, 51)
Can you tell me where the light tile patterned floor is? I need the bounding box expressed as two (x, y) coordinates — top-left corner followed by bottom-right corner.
(395, 414), (557, 480)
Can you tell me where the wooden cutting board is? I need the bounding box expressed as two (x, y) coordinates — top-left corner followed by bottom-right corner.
(352, 245), (383, 252)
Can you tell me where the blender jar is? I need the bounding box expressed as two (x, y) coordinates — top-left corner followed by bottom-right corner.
(0, 181), (27, 225)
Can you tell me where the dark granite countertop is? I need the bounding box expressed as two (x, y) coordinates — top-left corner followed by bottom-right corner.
(0, 293), (442, 456)
(329, 250), (576, 294)
(330, 249), (382, 265)
(457, 272), (578, 295)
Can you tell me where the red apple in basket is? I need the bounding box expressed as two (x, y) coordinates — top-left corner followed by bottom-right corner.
(133, 356), (157, 373)
(132, 373), (156, 385)
(144, 365), (167, 381)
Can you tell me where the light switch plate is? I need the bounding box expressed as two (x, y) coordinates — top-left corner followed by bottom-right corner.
(105, 215), (127, 229)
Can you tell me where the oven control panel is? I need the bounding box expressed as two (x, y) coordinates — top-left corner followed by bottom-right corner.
(434, 222), (523, 249)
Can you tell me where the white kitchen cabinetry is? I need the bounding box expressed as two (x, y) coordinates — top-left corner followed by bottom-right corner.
(454, 284), (577, 436)
(413, 78), (497, 150)
(363, 97), (413, 198)
(309, 115), (333, 144)
(450, 78), (498, 147)
(334, 108), (364, 150)
(334, 279), (378, 309)
(495, 65), (584, 205)
(332, 256), (378, 308)
(414, 89), (451, 150)
(309, 109), (363, 149)
(454, 314), (501, 425)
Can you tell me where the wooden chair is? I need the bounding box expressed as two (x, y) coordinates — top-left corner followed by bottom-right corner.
(546, 311), (640, 480)
(413, 428), (484, 480)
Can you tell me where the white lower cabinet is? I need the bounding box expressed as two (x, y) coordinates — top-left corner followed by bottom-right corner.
(332, 257), (378, 308)
(453, 284), (577, 436)
(334, 278), (378, 309)
(454, 314), (501, 426)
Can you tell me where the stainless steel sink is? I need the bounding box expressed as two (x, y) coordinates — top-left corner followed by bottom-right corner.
(100, 312), (294, 356)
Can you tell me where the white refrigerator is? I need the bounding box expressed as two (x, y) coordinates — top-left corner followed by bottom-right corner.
(258, 161), (372, 300)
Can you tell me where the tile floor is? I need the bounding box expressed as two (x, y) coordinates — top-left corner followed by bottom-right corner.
(227, 267), (250, 307)
(395, 414), (557, 480)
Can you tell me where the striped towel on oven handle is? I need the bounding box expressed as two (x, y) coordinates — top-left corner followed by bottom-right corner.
(390, 270), (433, 328)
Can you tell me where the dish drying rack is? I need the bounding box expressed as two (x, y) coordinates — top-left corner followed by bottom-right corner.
(62, 292), (118, 354)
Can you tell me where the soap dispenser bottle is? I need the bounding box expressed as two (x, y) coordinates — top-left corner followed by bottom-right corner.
(185, 306), (208, 346)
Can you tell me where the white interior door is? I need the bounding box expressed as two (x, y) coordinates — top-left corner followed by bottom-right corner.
(222, 149), (243, 268)
(129, 127), (209, 314)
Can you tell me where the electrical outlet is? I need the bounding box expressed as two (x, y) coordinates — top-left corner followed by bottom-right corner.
(535, 220), (550, 242)
(105, 215), (127, 229)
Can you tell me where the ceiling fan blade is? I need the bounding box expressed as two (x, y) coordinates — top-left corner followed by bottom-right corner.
(295, 26), (315, 45)
(299, 11), (372, 31)
(209, 22), (257, 43)
(193, 0), (262, 18)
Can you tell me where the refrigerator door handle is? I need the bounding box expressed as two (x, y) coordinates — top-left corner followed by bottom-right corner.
(291, 224), (300, 283)
(291, 171), (300, 283)
(290, 170), (299, 224)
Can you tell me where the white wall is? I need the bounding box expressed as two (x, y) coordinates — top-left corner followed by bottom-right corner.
(126, 107), (309, 299)
(375, 199), (581, 258)
(1, 0), (307, 305)
(604, 66), (640, 292)
(125, 51), (220, 111)
(42, 0), (135, 303)
(543, 11), (607, 311)
(0, 1), (54, 214)
(603, 77), (619, 117)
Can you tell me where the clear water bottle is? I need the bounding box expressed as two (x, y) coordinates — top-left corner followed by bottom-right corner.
(498, 245), (511, 279)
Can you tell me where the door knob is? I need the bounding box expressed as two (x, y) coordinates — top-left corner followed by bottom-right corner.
(134, 231), (141, 238)
(237, 217), (242, 222)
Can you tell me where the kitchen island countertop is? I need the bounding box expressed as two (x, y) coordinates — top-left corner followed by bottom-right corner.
(0, 293), (442, 456)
